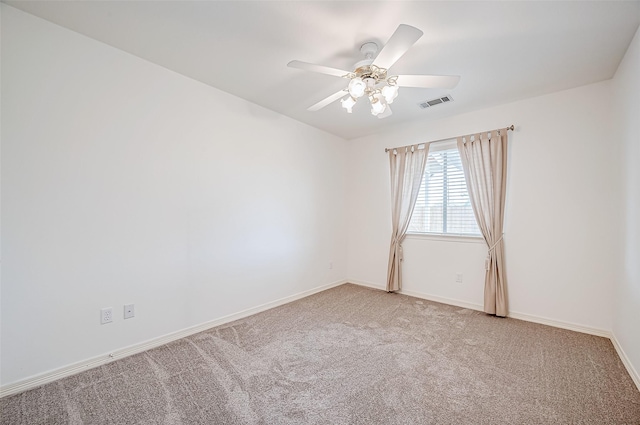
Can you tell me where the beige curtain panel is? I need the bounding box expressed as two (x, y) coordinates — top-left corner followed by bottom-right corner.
(457, 129), (509, 317)
(387, 144), (429, 292)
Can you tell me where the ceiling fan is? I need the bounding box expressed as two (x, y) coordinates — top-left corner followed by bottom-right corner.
(288, 24), (460, 119)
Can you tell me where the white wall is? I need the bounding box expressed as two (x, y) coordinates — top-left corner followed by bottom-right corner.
(347, 80), (619, 332)
(0, 5), (347, 386)
(612, 26), (640, 383)
(2, 2), (636, 391)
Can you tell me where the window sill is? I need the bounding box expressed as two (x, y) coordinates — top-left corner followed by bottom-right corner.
(405, 233), (485, 244)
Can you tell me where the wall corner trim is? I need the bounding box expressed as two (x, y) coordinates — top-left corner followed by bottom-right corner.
(610, 333), (640, 392)
(0, 279), (348, 399)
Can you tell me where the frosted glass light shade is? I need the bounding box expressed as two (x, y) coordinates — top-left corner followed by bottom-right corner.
(348, 77), (366, 98)
(341, 96), (356, 113)
(382, 85), (399, 104)
(370, 94), (386, 115)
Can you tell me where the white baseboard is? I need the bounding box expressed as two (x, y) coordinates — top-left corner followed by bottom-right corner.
(5, 279), (638, 398)
(347, 279), (485, 312)
(348, 280), (612, 337)
(507, 311), (612, 339)
(0, 279), (348, 399)
(346, 279), (385, 291)
(610, 333), (640, 392)
(400, 288), (485, 312)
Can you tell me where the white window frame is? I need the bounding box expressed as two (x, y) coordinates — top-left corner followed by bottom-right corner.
(407, 139), (483, 241)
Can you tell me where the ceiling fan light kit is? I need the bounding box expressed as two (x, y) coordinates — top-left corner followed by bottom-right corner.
(341, 55), (400, 116)
(288, 24), (460, 119)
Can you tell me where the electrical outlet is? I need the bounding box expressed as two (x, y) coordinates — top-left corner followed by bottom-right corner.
(456, 273), (463, 283)
(101, 307), (113, 324)
(124, 304), (135, 319)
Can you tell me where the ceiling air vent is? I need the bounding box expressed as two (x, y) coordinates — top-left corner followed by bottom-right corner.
(418, 95), (453, 109)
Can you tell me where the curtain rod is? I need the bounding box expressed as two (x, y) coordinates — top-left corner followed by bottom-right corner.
(384, 125), (515, 153)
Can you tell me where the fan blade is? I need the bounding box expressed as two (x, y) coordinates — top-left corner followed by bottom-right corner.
(308, 90), (348, 112)
(288, 60), (351, 78)
(377, 105), (393, 119)
(373, 24), (423, 70)
(395, 75), (460, 89)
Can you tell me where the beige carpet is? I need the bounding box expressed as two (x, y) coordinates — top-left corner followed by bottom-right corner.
(1, 283), (639, 424)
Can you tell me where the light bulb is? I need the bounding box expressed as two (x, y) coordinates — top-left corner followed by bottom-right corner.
(341, 96), (356, 113)
(382, 85), (399, 104)
(348, 77), (366, 98)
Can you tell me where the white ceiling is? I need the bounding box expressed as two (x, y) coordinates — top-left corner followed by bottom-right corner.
(5, 1), (640, 140)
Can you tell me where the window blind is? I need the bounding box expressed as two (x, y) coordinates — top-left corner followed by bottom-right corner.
(408, 144), (481, 236)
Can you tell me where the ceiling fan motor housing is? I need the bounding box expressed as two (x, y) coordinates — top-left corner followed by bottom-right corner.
(353, 41), (379, 71)
(360, 42), (378, 58)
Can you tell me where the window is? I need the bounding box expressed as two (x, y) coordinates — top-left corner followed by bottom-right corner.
(408, 141), (481, 236)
